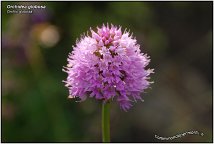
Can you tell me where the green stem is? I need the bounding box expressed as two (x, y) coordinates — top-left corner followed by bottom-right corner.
(102, 102), (110, 142)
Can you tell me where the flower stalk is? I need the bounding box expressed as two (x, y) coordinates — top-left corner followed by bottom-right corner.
(102, 102), (110, 142)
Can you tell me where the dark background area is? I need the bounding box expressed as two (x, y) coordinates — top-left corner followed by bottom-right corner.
(1, 1), (213, 142)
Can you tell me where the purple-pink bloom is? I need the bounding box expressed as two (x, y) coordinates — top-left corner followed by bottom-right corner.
(63, 24), (153, 111)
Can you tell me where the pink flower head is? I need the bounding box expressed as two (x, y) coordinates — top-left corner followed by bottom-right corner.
(63, 24), (153, 111)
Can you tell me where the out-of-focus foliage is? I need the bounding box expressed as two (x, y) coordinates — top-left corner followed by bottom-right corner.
(2, 2), (212, 142)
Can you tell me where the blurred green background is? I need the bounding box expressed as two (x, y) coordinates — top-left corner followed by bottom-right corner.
(1, 1), (213, 142)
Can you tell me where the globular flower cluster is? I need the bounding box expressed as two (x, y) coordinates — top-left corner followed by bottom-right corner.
(63, 24), (153, 111)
